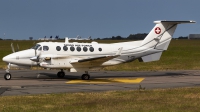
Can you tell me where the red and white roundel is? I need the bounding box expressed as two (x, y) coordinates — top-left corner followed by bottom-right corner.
(155, 27), (161, 34)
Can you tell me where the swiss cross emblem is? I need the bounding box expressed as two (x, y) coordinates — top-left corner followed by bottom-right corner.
(155, 27), (161, 34)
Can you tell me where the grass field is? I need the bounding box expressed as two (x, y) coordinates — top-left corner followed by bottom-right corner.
(0, 87), (200, 112)
(1, 39), (200, 70)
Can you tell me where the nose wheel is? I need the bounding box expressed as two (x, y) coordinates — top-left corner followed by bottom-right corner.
(4, 63), (11, 80)
(4, 73), (11, 80)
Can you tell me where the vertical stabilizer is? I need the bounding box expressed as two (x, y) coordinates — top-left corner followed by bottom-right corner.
(141, 21), (195, 50)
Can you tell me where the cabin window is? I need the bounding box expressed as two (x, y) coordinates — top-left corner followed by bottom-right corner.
(98, 48), (102, 52)
(89, 47), (94, 52)
(56, 46), (61, 51)
(70, 46), (75, 51)
(63, 46), (68, 51)
(76, 47), (81, 52)
(83, 47), (88, 52)
(43, 46), (49, 51)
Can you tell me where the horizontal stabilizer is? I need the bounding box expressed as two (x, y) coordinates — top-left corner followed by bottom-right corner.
(138, 52), (162, 62)
(154, 21), (196, 24)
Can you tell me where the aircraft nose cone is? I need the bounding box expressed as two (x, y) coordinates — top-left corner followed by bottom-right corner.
(2, 55), (9, 62)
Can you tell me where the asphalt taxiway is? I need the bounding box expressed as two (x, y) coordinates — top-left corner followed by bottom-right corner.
(0, 70), (200, 96)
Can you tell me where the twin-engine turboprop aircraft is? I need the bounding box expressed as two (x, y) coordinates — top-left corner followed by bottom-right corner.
(2, 20), (195, 80)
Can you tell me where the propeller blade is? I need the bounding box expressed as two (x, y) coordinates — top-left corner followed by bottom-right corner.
(30, 56), (39, 62)
(35, 49), (37, 56)
(11, 43), (15, 53)
(16, 44), (20, 52)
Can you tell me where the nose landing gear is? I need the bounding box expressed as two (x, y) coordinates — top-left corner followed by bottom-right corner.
(4, 73), (11, 80)
(4, 63), (11, 80)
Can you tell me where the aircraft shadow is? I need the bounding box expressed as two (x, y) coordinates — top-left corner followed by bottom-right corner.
(11, 72), (190, 81)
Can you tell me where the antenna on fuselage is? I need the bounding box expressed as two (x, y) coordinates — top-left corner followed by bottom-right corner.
(65, 37), (69, 43)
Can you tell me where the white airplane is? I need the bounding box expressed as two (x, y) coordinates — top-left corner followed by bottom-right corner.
(2, 20), (195, 80)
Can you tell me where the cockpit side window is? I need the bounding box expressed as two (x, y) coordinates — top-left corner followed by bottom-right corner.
(43, 46), (49, 51)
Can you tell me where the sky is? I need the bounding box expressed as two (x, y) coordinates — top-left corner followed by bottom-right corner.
(0, 0), (199, 40)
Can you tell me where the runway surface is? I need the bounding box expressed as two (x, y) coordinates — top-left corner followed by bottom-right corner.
(0, 69), (200, 96)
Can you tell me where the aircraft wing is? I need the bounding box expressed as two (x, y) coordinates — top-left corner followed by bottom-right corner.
(70, 47), (123, 67)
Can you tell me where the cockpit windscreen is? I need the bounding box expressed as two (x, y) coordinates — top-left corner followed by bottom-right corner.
(31, 44), (41, 50)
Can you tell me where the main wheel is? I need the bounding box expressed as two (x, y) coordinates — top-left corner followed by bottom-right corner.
(81, 74), (90, 80)
(57, 72), (65, 78)
(4, 73), (11, 80)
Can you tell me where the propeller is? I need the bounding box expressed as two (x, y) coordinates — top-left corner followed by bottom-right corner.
(30, 43), (41, 62)
(11, 43), (20, 53)
(30, 49), (41, 63)
(31, 45), (42, 78)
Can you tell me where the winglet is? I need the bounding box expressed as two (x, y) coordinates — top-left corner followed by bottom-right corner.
(116, 47), (123, 56)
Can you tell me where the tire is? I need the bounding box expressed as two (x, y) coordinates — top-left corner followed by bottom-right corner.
(57, 72), (65, 78)
(59, 72), (65, 78)
(4, 73), (11, 80)
(81, 74), (90, 80)
(57, 72), (61, 78)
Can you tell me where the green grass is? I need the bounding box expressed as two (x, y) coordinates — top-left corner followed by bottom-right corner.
(0, 87), (200, 112)
(1, 39), (200, 70)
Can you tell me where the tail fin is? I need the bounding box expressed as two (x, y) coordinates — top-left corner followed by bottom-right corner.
(139, 20), (195, 63)
(141, 21), (195, 50)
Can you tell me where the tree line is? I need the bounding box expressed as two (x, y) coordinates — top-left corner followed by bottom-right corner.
(95, 33), (188, 40)
(0, 34), (189, 40)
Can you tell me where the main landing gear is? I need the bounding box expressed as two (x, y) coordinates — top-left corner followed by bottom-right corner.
(57, 69), (65, 78)
(81, 71), (90, 80)
(4, 63), (11, 80)
(56, 70), (90, 80)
